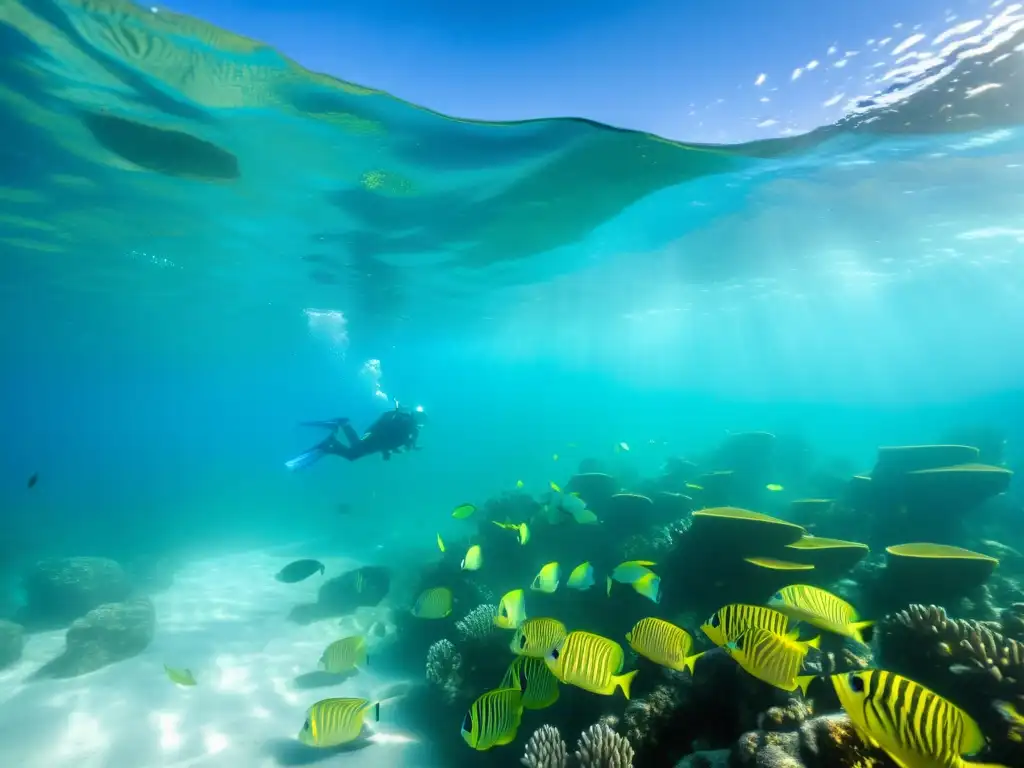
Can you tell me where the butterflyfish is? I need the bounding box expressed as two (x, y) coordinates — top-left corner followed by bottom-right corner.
(511, 617), (567, 658)
(436, 533), (445, 553)
(724, 627), (819, 692)
(701, 603), (797, 648)
(610, 560), (656, 584)
(164, 665), (196, 686)
(626, 617), (703, 674)
(460, 675), (526, 751)
(545, 630), (636, 699)
(833, 670), (1009, 768)
(631, 571), (662, 603)
(566, 562), (595, 590)
(298, 697), (379, 748)
(501, 655), (560, 710)
(451, 503), (476, 519)
(531, 562), (560, 593)
(319, 635), (367, 674)
(769, 584), (874, 644)
(411, 587), (453, 619)
(765, 483), (784, 492)
(461, 544), (483, 571)
(494, 589), (527, 630)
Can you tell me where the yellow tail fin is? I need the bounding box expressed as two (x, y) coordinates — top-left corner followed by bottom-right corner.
(804, 635), (821, 650)
(796, 675), (816, 696)
(681, 652), (704, 676)
(616, 669), (639, 700)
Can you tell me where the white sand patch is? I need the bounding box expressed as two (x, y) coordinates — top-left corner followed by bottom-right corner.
(0, 550), (423, 767)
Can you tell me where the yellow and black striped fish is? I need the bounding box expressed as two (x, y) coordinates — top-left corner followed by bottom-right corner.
(411, 587), (453, 619)
(461, 677), (526, 751)
(769, 584), (874, 644)
(297, 697), (379, 748)
(626, 617), (704, 674)
(510, 617), (567, 658)
(545, 630), (637, 699)
(833, 670), (1010, 768)
(701, 603), (797, 647)
(318, 635), (367, 674)
(501, 655), (560, 710)
(724, 627), (819, 693)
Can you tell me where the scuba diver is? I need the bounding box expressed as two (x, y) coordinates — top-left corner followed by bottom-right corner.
(285, 404), (424, 470)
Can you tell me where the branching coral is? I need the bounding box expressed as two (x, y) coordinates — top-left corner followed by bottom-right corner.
(521, 724), (568, 768)
(575, 722), (635, 768)
(425, 638), (463, 704)
(455, 604), (498, 642)
(882, 603), (1024, 680)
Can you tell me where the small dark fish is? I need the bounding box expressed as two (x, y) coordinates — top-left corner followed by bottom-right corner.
(337, 503), (352, 515)
(27, 472), (38, 489)
(275, 559), (326, 583)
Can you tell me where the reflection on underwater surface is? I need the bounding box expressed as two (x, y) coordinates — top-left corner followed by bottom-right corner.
(1, 1), (1024, 766)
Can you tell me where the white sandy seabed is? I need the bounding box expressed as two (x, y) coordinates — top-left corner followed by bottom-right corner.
(0, 551), (429, 768)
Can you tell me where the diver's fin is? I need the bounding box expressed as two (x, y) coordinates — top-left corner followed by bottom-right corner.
(299, 417), (349, 430)
(284, 435), (342, 471)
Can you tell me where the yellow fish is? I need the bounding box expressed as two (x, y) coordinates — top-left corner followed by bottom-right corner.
(545, 631), (637, 699)
(501, 655), (560, 710)
(319, 635), (368, 674)
(549, 481), (562, 492)
(436, 533), (445, 553)
(566, 562), (595, 590)
(461, 544), (483, 571)
(552, 454), (559, 461)
(411, 587), (453, 619)
(685, 483), (703, 491)
(517, 523), (530, 545)
(768, 584), (874, 644)
(626, 617), (703, 674)
(451, 503), (476, 519)
(494, 589), (527, 630)
(765, 483), (784, 492)
(631, 571), (662, 604)
(491, 520), (518, 531)
(298, 697), (379, 748)
(701, 603), (797, 648)
(461, 683), (525, 751)
(511, 617), (567, 658)
(610, 560), (656, 584)
(530, 562), (560, 593)
(833, 670), (1009, 768)
(725, 627), (819, 692)
(164, 665), (196, 686)
(516, 480), (524, 489)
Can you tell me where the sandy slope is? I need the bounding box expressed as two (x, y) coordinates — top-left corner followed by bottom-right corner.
(0, 551), (423, 767)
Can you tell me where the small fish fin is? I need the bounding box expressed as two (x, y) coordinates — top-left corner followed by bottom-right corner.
(850, 620), (875, 644)
(785, 626), (802, 639)
(804, 635), (821, 650)
(625, 630), (633, 643)
(682, 652), (704, 675)
(796, 675), (817, 696)
(616, 669), (639, 700)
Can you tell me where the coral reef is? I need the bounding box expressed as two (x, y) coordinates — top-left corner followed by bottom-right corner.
(729, 713), (892, 767)
(456, 603), (498, 643)
(33, 597), (156, 679)
(521, 724), (568, 768)
(20, 557), (132, 628)
(575, 722), (635, 767)
(0, 619), (24, 669)
(425, 638), (463, 704)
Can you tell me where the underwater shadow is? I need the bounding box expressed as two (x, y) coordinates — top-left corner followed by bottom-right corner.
(263, 737), (372, 766)
(292, 670), (357, 690)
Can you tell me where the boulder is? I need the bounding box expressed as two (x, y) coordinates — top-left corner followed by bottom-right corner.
(35, 597), (155, 678)
(22, 557), (132, 627)
(0, 620), (24, 669)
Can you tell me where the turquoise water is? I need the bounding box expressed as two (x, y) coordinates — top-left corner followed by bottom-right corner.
(1, 1), (1024, 766)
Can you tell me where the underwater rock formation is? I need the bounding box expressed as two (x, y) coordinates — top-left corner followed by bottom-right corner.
(34, 597), (156, 678)
(425, 638), (463, 704)
(456, 603), (498, 642)
(21, 557), (132, 628)
(0, 619), (25, 669)
(728, 713), (892, 768)
(123, 555), (177, 593)
(521, 724), (569, 768)
(287, 565), (390, 624)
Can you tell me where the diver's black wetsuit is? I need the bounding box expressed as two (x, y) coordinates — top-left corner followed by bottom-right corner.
(285, 410), (420, 470)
